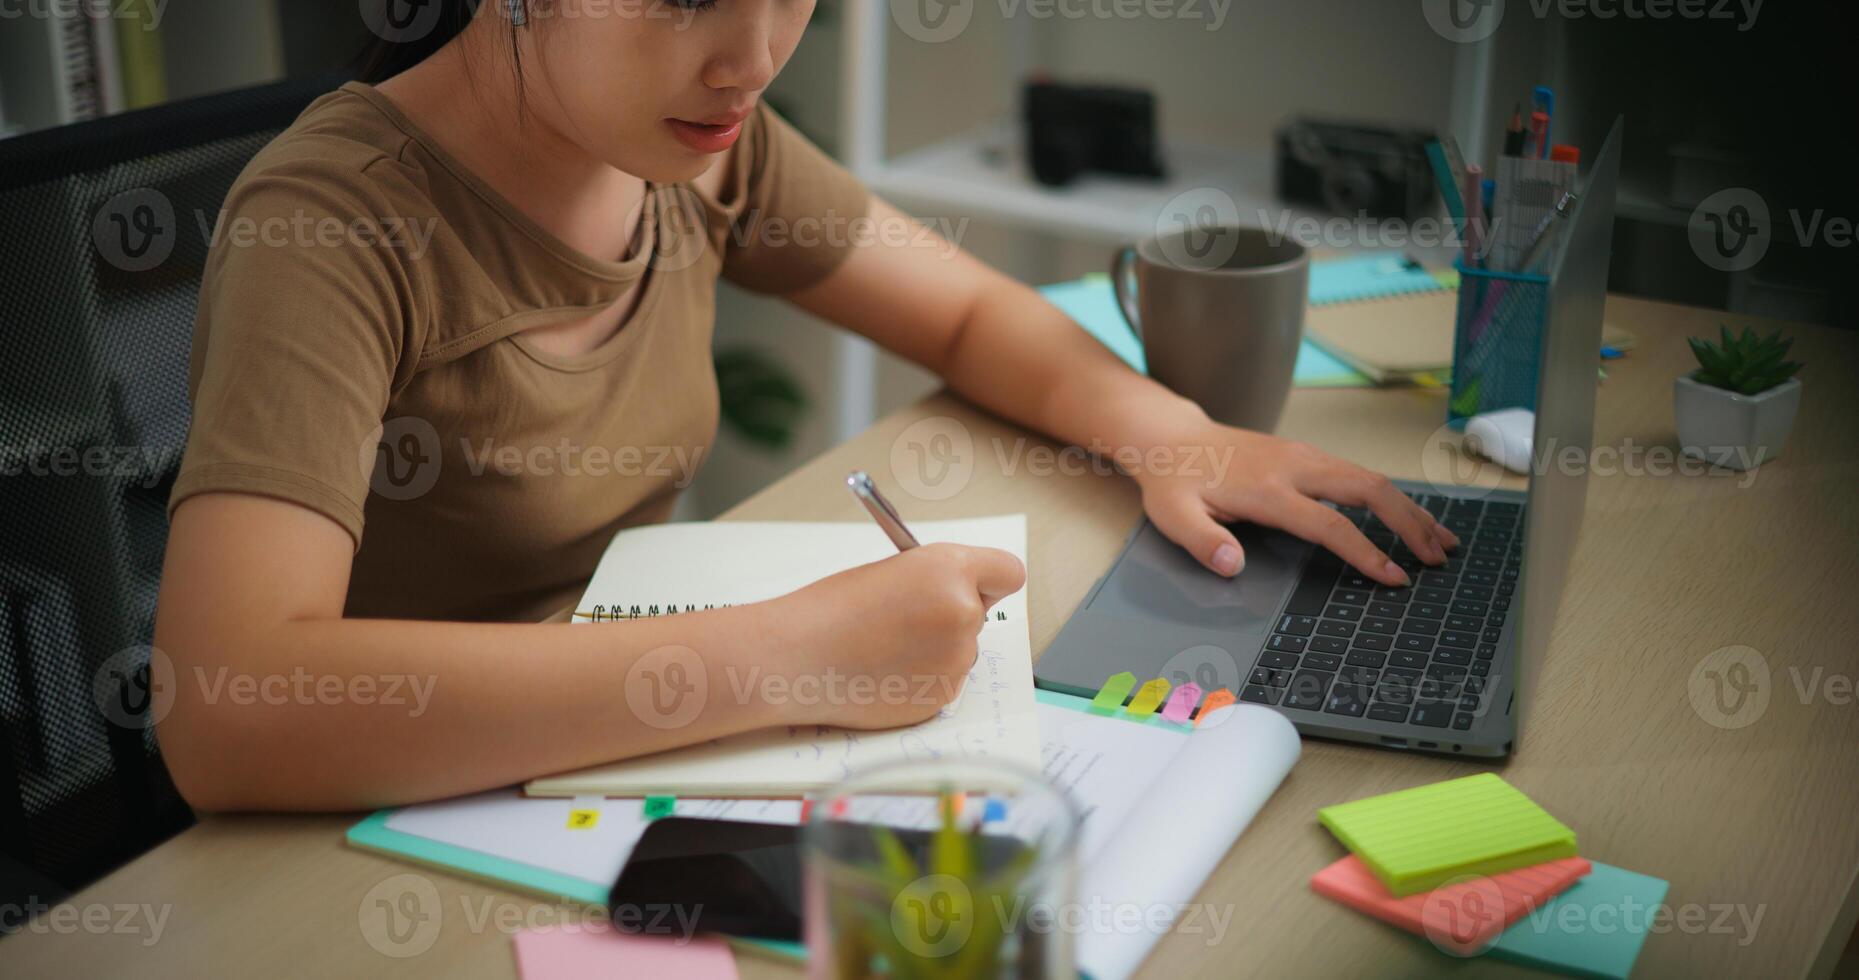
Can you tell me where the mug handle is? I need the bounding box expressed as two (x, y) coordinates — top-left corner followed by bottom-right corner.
(1109, 244), (1142, 343)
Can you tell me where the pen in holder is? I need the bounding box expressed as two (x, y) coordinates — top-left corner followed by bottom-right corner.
(1448, 260), (1550, 429)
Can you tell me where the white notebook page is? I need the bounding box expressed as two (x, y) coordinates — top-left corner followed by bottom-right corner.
(525, 515), (1039, 797)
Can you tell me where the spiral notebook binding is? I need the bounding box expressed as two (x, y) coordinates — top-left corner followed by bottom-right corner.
(574, 605), (1014, 623)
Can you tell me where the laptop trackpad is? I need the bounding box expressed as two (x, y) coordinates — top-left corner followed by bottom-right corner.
(1085, 521), (1312, 638)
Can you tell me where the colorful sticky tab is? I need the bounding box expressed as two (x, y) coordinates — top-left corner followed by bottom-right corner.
(1317, 773), (1578, 897)
(565, 809), (600, 830)
(1089, 671), (1136, 712)
(1125, 678), (1171, 715)
(642, 796), (676, 821)
(1160, 682), (1203, 724)
(982, 798), (1007, 823)
(1195, 688), (1236, 726)
(1310, 854), (1591, 954)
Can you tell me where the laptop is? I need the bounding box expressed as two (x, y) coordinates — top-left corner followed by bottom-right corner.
(1034, 119), (1622, 757)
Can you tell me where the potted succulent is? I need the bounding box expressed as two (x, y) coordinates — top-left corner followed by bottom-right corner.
(1674, 326), (1802, 471)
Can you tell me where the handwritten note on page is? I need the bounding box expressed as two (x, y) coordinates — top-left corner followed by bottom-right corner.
(525, 516), (1038, 797)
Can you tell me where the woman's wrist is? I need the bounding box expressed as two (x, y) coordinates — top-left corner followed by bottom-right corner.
(1047, 370), (1209, 460)
(725, 593), (842, 729)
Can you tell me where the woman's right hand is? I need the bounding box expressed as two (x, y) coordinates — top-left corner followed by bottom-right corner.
(772, 543), (1026, 730)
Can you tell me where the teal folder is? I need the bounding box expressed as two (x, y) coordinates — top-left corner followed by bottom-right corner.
(346, 810), (805, 960)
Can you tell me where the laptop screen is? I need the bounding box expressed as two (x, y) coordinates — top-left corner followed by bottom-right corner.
(1511, 117), (1623, 748)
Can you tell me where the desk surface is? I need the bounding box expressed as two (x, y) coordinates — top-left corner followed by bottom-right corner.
(4, 294), (1856, 978)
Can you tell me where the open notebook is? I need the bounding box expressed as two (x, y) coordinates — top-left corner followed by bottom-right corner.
(525, 515), (1040, 798)
(350, 690), (1301, 980)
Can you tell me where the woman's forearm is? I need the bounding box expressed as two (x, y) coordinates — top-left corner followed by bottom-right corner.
(937, 278), (1209, 454)
(156, 603), (804, 812)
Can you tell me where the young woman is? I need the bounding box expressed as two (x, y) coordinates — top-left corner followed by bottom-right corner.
(154, 0), (1456, 811)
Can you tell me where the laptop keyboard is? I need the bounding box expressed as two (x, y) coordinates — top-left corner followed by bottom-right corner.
(1241, 493), (1525, 732)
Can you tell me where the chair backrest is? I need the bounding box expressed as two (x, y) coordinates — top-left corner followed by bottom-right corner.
(0, 73), (344, 911)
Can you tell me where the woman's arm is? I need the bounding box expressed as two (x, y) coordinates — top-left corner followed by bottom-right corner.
(154, 492), (1022, 811)
(787, 198), (1458, 585)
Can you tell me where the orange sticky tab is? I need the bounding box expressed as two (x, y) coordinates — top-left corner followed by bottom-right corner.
(1161, 682), (1202, 723)
(1196, 688), (1237, 725)
(1089, 671), (1137, 712)
(1126, 678), (1171, 715)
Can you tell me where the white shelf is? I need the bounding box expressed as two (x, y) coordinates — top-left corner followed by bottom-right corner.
(868, 125), (1286, 243)
(868, 124), (1461, 265)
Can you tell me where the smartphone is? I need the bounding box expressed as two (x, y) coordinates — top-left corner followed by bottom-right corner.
(609, 818), (805, 941)
(609, 817), (1030, 942)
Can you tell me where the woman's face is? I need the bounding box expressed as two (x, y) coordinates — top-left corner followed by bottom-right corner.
(512, 0), (814, 181)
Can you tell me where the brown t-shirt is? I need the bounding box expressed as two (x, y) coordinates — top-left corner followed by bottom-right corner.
(169, 82), (869, 623)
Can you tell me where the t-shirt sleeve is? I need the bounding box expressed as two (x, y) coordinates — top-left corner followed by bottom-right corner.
(706, 103), (872, 295)
(168, 160), (421, 548)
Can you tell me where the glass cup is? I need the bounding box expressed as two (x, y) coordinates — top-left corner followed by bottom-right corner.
(803, 757), (1080, 980)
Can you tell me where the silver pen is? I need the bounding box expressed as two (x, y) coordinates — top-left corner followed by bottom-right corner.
(846, 471), (920, 552)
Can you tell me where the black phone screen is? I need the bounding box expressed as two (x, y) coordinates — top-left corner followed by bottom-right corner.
(609, 817), (1030, 944)
(609, 817), (805, 942)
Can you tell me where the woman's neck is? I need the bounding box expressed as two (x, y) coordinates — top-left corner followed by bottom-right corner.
(373, 26), (649, 265)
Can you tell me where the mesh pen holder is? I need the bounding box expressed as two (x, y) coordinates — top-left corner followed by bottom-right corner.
(1447, 260), (1550, 429)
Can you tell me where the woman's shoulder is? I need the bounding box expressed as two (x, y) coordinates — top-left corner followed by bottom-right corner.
(225, 84), (434, 219)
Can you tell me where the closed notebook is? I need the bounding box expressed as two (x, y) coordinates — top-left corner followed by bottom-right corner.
(1310, 853), (1591, 952)
(1316, 773), (1577, 896)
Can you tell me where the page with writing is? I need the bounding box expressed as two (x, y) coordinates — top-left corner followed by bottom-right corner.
(525, 515), (1038, 797)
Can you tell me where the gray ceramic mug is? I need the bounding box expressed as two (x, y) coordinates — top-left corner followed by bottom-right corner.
(1110, 226), (1309, 432)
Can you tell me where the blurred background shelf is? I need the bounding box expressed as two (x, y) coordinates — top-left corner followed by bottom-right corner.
(3, 0), (1847, 518)
(869, 125), (1302, 244)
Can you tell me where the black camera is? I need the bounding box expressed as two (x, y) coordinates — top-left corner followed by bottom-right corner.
(1274, 119), (1437, 221)
(1023, 80), (1166, 188)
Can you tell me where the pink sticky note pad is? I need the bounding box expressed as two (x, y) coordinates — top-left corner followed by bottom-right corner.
(512, 927), (738, 980)
(1311, 854), (1591, 953)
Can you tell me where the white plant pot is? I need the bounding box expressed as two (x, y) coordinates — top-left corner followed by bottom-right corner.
(1673, 372), (1801, 471)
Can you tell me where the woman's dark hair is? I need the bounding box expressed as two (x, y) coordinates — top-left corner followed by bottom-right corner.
(355, 0), (528, 85)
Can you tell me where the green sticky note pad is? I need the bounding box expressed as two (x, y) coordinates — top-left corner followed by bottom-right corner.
(1317, 773), (1577, 897)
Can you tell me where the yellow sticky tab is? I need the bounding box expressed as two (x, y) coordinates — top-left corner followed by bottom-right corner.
(1126, 678), (1171, 715)
(566, 809), (600, 830)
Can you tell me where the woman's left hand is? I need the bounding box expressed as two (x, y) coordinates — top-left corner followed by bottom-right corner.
(1123, 416), (1458, 587)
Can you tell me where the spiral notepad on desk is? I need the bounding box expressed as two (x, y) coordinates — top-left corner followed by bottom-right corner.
(525, 515), (1040, 798)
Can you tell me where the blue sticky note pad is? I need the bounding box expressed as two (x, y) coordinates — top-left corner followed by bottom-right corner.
(1489, 860), (1669, 979)
(1306, 253), (1451, 307)
(1037, 274), (1368, 387)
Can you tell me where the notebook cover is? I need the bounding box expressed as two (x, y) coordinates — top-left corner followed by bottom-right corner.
(346, 811), (805, 962)
(1311, 853), (1591, 954)
(1316, 773), (1578, 897)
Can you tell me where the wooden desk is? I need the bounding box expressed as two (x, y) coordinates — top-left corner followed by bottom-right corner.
(4, 295), (1855, 978)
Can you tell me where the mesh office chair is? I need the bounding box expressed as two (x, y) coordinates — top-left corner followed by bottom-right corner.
(0, 73), (344, 912)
